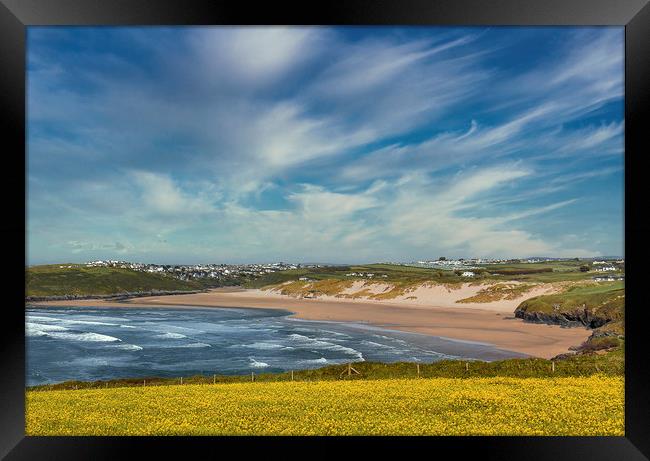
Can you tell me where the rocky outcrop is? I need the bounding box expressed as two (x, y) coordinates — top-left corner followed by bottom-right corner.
(514, 307), (613, 329)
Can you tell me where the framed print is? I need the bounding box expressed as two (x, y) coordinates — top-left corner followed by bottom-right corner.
(1, 0), (649, 458)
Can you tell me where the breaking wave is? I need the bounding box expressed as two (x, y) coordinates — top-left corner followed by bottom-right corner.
(288, 334), (364, 361)
(46, 331), (121, 343)
(112, 344), (143, 351)
(155, 332), (187, 339)
(178, 342), (211, 348)
(249, 358), (270, 368)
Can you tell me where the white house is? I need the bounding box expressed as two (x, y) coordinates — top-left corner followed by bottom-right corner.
(461, 271), (475, 277)
(596, 266), (617, 272)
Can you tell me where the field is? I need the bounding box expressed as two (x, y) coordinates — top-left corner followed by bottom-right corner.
(25, 264), (203, 297)
(245, 260), (622, 289)
(26, 260), (623, 298)
(26, 375), (623, 436)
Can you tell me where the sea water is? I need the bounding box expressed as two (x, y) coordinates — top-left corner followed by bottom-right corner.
(26, 306), (526, 386)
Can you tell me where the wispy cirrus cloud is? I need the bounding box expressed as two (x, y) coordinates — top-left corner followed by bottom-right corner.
(27, 26), (624, 264)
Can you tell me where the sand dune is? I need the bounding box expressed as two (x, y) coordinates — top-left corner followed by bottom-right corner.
(263, 280), (560, 313)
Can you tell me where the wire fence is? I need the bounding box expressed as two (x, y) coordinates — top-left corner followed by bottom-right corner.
(28, 357), (624, 392)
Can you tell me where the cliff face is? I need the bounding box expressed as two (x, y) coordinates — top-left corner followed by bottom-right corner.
(514, 306), (617, 328)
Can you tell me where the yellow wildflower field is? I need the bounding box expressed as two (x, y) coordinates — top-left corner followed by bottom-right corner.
(26, 376), (623, 436)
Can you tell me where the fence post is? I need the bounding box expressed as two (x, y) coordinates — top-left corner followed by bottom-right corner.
(252, 371), (255, 382)
(143, 380), (146, 387)
(180, 377), (183, 385)
(465, 362), (469, 372)
(213, 374), (216, 385)
(416, 363), (420, 378)
(291, 370), (294, 381)
(551, 361), (555, 373)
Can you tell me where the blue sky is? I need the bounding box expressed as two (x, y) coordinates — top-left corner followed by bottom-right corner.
(27, 26), (624, 264)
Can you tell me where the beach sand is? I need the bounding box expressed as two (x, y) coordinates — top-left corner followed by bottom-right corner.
(31, 287), (590, 359)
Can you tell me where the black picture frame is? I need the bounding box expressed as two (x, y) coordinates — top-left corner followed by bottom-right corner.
(1, 0), (648, 458)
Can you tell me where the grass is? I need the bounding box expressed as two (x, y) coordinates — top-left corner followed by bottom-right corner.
(26, 375), (624, 435)
(29, 348), (623, 392)
(245, 261), (623, 291)
(456, 283), (536, 303)
(27, 261), (623, 297)
(244, 264), (468, 289)
(26, 264), (203, 297)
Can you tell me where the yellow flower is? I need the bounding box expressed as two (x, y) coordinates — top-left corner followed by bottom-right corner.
(25, 376), (624, 436)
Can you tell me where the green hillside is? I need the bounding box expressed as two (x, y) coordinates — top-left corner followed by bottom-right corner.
(26, 264), (203, 297)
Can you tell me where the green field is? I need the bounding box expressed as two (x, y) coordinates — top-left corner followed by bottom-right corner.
(26, 264), (203, 297)
(245, 260), (622, 288)
(26, 375), (624, 435)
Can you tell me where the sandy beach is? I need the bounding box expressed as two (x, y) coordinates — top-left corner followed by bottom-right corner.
(32, 287), (591, 359)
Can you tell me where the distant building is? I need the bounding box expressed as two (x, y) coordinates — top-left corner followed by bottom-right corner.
(593, 275), (624, 282)
(461, 271), (475, 277)
(596, 266), (617, 272)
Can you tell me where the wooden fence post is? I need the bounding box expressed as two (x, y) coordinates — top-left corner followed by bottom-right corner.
(416, 363), (420, 378)
(291, 370), (294, 381)
(143, 380), (146, 387)
(465, 362), (469, 372)
(551, 361), (555, 373)
(252, 371), (255, 382)
(213, 374), (216, 384)
(180, 377), (183, 385)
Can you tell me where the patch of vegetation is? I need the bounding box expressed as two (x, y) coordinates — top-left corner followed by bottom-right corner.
(457, 283), (536, 303)
(29, 348), (623, 392)
(246, 261), (623, 291)
(26, 264), (203, 297)
(244, 264), (473, 289)
(479, 260), (623, 283)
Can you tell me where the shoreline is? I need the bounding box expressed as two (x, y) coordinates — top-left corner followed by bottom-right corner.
(30, 288), (591, 359)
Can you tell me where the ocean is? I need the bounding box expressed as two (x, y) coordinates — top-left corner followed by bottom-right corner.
(26, 306), (526, 386)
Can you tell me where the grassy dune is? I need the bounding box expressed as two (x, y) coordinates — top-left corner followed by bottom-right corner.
(26, 264), (202, 297)
(26, 375), (624, 436)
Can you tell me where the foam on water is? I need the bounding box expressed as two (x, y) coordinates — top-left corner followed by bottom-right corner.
(112, 344), (143, 351)
(155, 332), (187, 339)
(46, 331), (121, 343)
(178, 342), (211, 348)
(288, 333), (364, 361)
(26, 322), (69, 337)
(249, 357), (270, 368)
(300, 357), (329, 365)
(59, 319), (119, 327)
(239, 342), (288, 350)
